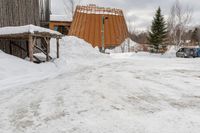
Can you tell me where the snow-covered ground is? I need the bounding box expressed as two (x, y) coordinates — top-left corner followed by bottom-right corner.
(106, 38), (140, 53)
(0, 36), (200, 133)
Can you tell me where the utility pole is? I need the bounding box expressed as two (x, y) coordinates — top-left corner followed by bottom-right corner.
(101, 16), (108, 53)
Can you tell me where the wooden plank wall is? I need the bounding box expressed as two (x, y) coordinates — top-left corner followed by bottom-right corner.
(0, 40), (28, 58)
(0, 0), (40, 27)
(69, 6), (129, 48)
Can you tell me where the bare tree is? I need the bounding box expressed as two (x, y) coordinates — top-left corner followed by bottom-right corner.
(168, 0), (193, 47)
(62, 0), (81, 17)
(120, 18), (136, 52)
(125, 19), (134, 52)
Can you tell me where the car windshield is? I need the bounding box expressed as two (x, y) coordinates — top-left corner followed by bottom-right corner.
(178, 48), (184, 52)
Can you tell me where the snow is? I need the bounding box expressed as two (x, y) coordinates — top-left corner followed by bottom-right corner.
(0, 25), (62, 36)
(50, 15), (72, 22)
(1, 36), (200, 133)
(163, 45), (177, 58)
(106, 38), (140, 53)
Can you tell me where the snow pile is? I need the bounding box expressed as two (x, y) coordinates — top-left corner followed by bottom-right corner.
(110, 52), (169, 59)
(1, 36), (200, 133)
(163, 45), (177, 58)
(0, 36), (101, 90)
(110, 44), (178, 58)
(0, 51), (41, 80)
(0, 25), (61, 36)
(106, 38), (139, 53)
(53, 36), (101, 63)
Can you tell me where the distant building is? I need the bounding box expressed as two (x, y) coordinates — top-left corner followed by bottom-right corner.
(49, 15), (72, 35)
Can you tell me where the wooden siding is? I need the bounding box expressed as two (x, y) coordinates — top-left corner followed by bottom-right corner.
(49, 21), (72, 35)
(0, 0), (40, 27)
(69, 5), (128, 48)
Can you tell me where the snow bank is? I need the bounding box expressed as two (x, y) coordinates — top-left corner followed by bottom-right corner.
(1, 36), (200, 133)
(110, 44), (179, 58)
(110, 52), (166, 59)
(0, 50), (58, 90)
(52, 36), (101, 66)
(106, 38), (139, 53)
(163, 45), (177, 58)
(0, 36), (101, 90)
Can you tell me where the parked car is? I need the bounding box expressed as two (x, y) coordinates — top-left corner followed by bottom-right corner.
(176, 47), (200, 58)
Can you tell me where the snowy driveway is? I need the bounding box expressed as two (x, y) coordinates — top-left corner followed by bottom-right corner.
(0, 53), (200, 133)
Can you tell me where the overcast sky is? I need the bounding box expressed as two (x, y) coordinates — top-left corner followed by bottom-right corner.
(52, 0), (200, 31)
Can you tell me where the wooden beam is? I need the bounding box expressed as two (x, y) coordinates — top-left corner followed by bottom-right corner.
(46, 37), (50, 61)
(56, 38), (60, 58)
(47, 38), (50, 54)
(35, 45), (53, 60)
(28, 35), (33, 62)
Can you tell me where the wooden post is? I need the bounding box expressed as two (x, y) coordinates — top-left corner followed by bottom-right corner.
(26, 41), (29, 57)
(28, 35), (33, 62)
(9, 41), (12, 55)
(56, 38), (60, 58)
(46, 38), (50, 61)
(47, 38), (50, 54)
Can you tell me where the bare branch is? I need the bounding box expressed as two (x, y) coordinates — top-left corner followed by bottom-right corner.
(167, 0), (193, 47)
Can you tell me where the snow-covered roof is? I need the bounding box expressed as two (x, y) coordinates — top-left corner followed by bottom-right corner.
(50, 15), (72, 22)
(0, 25), (62, 36)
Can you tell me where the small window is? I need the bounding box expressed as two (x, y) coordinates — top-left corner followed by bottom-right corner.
(54, 25), (67, 35)
(54, 26), (58, 31)
(178, 48), (184, 52)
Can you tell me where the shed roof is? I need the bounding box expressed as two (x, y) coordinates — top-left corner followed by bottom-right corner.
(76, 5), (124, 16)
(0, 25), (62, 38)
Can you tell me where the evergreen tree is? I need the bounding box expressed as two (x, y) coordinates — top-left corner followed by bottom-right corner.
(148, 7), (167, 53)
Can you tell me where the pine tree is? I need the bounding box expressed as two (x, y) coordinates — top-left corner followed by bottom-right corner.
(148, 7), (167, 53)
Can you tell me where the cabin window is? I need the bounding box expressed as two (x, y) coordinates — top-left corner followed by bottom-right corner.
(54, 25), (67, 35)
(54, 26), (58, 31)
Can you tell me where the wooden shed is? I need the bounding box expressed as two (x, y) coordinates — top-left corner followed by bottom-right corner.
(0, 25), (62, 62)
(69, 5), (129, 50)
(0, 0), (52, 60)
